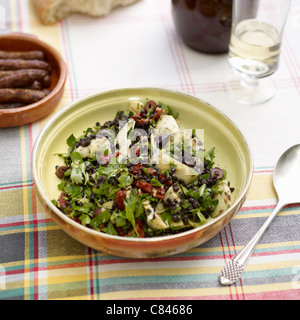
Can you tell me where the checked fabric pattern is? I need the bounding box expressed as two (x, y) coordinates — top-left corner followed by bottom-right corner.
(1, 0), (300, 300)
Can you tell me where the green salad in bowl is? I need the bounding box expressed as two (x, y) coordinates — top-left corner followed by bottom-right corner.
(52, 99), (234, 238)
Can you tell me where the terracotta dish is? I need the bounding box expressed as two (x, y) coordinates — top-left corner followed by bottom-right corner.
(0, 33), (67, 127)
(32, 88), (253, 259)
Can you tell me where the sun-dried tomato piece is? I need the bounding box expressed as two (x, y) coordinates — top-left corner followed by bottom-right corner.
(133, 180), (165, 199)
(154, 187), (166, 199)
(131, 164), (143, 174)
(115, 189), (127, 211)
(57, 192), (71, 213)
(152, 107), (163, 120)
(127, 219), (145, 238)
(132, 112), (150, 128)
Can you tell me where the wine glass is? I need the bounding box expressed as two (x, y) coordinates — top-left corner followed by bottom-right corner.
(224, 0), (292, 105)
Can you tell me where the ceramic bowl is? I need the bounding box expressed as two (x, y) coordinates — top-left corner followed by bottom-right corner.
(32, 88), (253, 258)
(0, 32), (67, 127)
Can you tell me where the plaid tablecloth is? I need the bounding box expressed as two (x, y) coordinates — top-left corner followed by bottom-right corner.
(1, 0), (300, 300)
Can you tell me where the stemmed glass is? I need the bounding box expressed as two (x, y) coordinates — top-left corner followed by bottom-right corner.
(224, 0), (292, 105)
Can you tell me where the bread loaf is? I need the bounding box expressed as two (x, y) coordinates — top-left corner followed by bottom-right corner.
(32, 0), (140, 25)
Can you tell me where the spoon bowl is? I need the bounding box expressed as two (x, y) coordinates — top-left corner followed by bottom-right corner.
(274, 144), (300, 205)
(219, 144), (300, 285)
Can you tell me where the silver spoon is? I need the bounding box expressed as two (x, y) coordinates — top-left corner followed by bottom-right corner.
(219, 144), (300, 286)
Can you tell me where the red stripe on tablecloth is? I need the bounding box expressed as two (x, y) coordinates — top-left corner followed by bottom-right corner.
(170, 21), (195, 95)
(284, 37), (300, 95)
(127, 295), (234, 300)
(251, 248), (300, 257)
(157, 2), (193, 94)
(0, 182), (34, 191)
(171, 29), (191, 93)
(158, 0), (196, 95)
(167, 20), (195, 94)
(228, 223), (246, 300)
(281, 44), (300, 97)
(159, 16), (185, 92)
(87, 247), (95, 300)
(218, 231), (234, 300)
(240, 205), (275, 212)
(223, 224), (246, 300)
(128, 288), (300, 300)
(176, 31), (197, 96)
(5, 261), (88, 276)
(223, 226), (233, 259)
(228, 223), (237, 257)
(237, 289), (300, 300)
(285, 37), (300, 78)
(253, 169), (273, 174)
(59, 21), (75, 101)
(223, 226), (240, 300)
(240, 203), (300, 212)
(0, 218), (53, 229)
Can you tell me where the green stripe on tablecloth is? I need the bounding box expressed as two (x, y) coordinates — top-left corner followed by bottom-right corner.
(0, 180), (32, 187)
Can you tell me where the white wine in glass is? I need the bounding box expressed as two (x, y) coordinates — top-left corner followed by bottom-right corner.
(224, 0), (291, 105)
(229, 19), (281, 78)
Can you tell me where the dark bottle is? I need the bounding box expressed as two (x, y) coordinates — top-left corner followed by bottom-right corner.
(171, 0), (233, 54)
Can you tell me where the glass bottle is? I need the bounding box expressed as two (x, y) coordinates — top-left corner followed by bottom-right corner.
(171, 0), (233, 54)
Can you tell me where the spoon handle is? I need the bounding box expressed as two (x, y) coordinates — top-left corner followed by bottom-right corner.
(219, 199), (286, 285)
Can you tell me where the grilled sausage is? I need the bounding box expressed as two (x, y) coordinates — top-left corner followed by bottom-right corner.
(0, 69), (48, 88)
(0, 70), (27, 79)
(0, 59), (51, 72)
(0, 50), (45, 60)
(0, 88), (48, 104)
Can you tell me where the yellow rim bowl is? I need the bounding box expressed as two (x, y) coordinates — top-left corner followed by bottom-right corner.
(32, 88), (253, 258)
